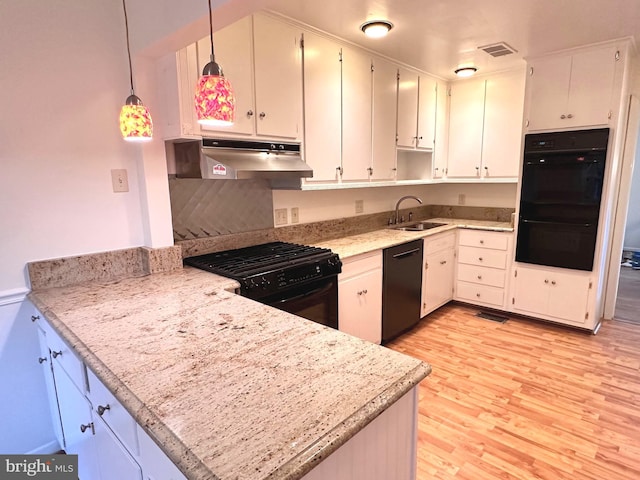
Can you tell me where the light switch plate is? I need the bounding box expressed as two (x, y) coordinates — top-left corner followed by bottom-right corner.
(291, 207), (299, 224)
(111, 169), (129, 193)
(355, 200), (364, 214)
(275, 208), (288, 225)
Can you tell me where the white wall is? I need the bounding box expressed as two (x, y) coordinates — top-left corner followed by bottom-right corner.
(623, 142), (640, 250)
(273, 183), (517, 224)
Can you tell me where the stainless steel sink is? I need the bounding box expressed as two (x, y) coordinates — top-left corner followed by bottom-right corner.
(392, 221), (447, 231)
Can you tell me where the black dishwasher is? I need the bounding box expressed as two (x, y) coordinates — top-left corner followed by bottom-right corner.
(382, 239), (423, 343)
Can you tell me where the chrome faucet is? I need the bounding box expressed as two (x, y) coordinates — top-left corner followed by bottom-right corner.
(394, 195), (423, 224)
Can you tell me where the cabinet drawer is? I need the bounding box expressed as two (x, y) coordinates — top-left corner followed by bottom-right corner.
(456, 281), (504, 307)
(137, 425), (187, 480)
(41, 320), (86, 393)
(458, 246), (507, 269)
(424, 231), (456, 256)
(87, 369), (139, 456)
(340, 251), (382, 279)
(457, 264), (506, 288)
(458, 229), (509, 250)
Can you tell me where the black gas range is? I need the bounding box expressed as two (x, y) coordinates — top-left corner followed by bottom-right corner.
(184, 242), (342, 328)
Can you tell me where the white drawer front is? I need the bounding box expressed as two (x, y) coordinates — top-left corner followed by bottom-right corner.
(459, 229), (509, 250)
(340, 251), (382, 279)
(458, 246), (507, 269)
(424, 232), (456, 256)
(87, 369), (139, 456)
(137, 425), (187, 480)
(457, 264), (506, 288)
(44, 323), (86, 393)
(456, 281), (505, 307)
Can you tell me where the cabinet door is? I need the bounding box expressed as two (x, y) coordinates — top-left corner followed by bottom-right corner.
(511, 267), (550, 316)
(447, 78), (486, 178)
(546, 273), (591, 324)
(253, 14), (302, 139)
(482, 69), (525, 178)
(526, 55), (572, 131)
(94, 416), (143, 480)
(36, 327), (64, 448)
(342, 46), (372, 181)
(422, 248), (454, 317)
(433, 80), (449, 178)
(339, 269), (382, 344)
(371, 57), (398, 181)
(417, 75), (437, 149)
(567, 46), (617, 128)
(197, 16), (254, 136)
(396, 68), (419, 148)
(302, 31), (342, 182)
(54, 368), (99, 480)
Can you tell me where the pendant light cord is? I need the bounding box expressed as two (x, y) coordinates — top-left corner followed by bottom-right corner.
(122, 0), (134, 94)
(208, 0), (215, 63)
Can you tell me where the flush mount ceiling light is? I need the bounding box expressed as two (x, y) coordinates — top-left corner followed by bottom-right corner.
(454, 66), (478, 78)
(119, 0), (153, 142)
(194, 0), (235, 127)
(360, 20), (393, 38)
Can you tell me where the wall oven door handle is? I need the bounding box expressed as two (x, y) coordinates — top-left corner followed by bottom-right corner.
(520, 219), (593, 228)
(272, 281), (334, 306)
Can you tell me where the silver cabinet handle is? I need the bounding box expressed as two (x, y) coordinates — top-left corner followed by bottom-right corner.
(551, 280), (556, 285)
(560, 114), (566, 119)
(479, 240), (484, 244)
(478, 257), (483, 262)
(259, 112), (266, 119)
(31, 315), (40, 322)
(477, 275), (482, 280)
(80, 423), (93, 434)
(52, 351), (62, 358)
(475, 166), (480, 170)
(440, 260), (447, 265)
(38, 357), (48, 364)
(567, 114), (573, 119)
(544, 279), (549, 284)
(97, 404), (111, 416)
(484, 166), (488, 170)
(367, 167), (373, 175)
(357, 289), (368, 296)
(476, 293), (481, 298)
(247, 110), (254, 117)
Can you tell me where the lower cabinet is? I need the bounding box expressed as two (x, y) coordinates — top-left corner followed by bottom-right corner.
(510, 264), (594, 326)
(338, 250), (382, 344)
(454, 229), (513, 310)
(33, 309), (186, 480)
(421, 232), (456, 317)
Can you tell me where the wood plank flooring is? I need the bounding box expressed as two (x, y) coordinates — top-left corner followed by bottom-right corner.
(387, 304), (640, 480)
(615, 266), (640, 324)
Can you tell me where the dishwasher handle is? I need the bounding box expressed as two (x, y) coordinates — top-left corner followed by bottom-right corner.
(392, 248), (421, 259)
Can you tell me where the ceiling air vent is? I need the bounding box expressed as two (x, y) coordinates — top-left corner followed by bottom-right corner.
(478, 42), (517, 57)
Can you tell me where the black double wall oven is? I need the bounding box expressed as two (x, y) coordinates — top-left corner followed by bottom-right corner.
(515, 128), (609, 271)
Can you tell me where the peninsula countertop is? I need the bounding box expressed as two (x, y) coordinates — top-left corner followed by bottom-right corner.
(28, 267), (431, 480)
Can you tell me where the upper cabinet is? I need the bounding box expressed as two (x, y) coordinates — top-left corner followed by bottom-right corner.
(433, 80), (449, 179)
(197, 14), (303, 140)
(397, 68), (437, 150)
(526, 44), (620, 131)
(371, 57), (399, 181)
(447, 69), (525, 180)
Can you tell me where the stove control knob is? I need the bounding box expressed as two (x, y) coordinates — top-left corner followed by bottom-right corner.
(246, 279), (258, 290)
(260, 276), (270, 289)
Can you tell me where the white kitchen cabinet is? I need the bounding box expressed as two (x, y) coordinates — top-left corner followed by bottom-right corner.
(421, 232), (456, 317)
(397, 68), (436, 150)
(341, 45), (373, 181)
(526, 44), (619, 131)
(35, 324), (64, 449)
(510, 264), (593, 326)
(371, 56), (398, 181)
(94, 416), (143, 480)
(302, 30), (342, 182)
(339, 251), (382, 344)
(433, 80), (449, 179)
(197, 14), (303, 139)
(448, 69), (525, 179)
(138, 425), (188, 480)
(455, 230), (513, 309)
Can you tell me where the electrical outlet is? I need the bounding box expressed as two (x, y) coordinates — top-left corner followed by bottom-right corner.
(111, 169), (129, 193)
(291, 207), (299, 224)
(458, 194), (466, 206)
(275, 208), (288, 226)
(355, 199), (364, 214)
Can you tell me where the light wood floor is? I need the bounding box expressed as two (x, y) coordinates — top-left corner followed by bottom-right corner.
(615, 266), (640, 324)
(388, 304), (640, 480)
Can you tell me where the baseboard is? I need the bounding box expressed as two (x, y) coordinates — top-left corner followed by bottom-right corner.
(26, 439), (62, 455)
(0, 287), (29, 307)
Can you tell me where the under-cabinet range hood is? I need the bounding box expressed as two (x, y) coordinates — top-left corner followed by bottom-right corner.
(172, 138), (313, 189)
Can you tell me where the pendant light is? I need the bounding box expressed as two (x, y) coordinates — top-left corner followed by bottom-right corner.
(194, 0), (235, 126)
(119, 0), (153, 142)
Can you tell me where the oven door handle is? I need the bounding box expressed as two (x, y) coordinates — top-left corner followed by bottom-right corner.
(273, 281), (334, 306)
(520, 219), (593, 228)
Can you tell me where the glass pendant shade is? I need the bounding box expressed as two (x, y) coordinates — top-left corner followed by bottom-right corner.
(195, 62), (235, 126)
(119, 94), (153, 142)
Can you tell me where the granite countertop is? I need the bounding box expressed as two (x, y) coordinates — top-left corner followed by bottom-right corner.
(28, 267), (430, 480)
(314, 217), (513, 259)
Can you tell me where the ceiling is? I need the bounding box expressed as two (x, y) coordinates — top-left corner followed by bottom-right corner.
(262, 0), (640, 80)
